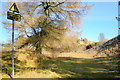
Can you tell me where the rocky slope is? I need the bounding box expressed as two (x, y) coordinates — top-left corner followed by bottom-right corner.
(94, 35), (120, 57)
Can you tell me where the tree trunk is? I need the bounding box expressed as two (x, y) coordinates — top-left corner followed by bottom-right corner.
(35, 43), (43, 69)
(36, 42), (42, 54)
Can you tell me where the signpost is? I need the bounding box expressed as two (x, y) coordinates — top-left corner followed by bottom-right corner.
(7, 3), (21, 79)
(116, 1), (120, 35)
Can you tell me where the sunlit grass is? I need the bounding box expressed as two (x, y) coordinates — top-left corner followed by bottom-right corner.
(2, 51), (119, 78)
(15, 70), (61, 78)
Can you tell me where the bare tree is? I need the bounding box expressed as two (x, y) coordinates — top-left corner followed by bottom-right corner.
(98, 33), (106, 42)
(2, 2), (90, 55)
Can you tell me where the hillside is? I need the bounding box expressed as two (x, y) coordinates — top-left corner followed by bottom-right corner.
(94, 35), (119, 57)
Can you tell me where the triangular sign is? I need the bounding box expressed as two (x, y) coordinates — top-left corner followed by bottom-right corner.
(9, 3), (19, 13)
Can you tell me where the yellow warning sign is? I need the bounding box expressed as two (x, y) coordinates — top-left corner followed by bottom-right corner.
(7, 11), (21, 22)
(9, 3), (19, 13)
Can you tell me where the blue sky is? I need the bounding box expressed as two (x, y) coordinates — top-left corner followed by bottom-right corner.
(0, 2), (118, 43)
(80, 2), (118, 41)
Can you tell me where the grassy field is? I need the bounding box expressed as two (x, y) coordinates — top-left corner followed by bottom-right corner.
(37, 57), (119, 78)
(1, 51), (120, 78)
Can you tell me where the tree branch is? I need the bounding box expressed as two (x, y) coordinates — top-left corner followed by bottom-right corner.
(24, 30), (30, 37)
(51, 2), (65, 7)
(22, 15), (37, 35)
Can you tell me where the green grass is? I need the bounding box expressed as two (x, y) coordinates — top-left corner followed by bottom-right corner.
(2, 51), (26, 74)
(39, 57), (119, 78)
(2, 51), (120, 78)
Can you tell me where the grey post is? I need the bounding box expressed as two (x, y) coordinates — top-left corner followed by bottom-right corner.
(116, 1), (120, 35)
(12, 17), (14, 79)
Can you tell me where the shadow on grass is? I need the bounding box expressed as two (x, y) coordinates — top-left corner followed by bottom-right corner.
(2, 51), (27, 75)
(2, 51), (119, 78)
(38, 57), (119, 78)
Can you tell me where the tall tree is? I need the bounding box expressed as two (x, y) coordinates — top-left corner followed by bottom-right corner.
(2, 2), (90, 54)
